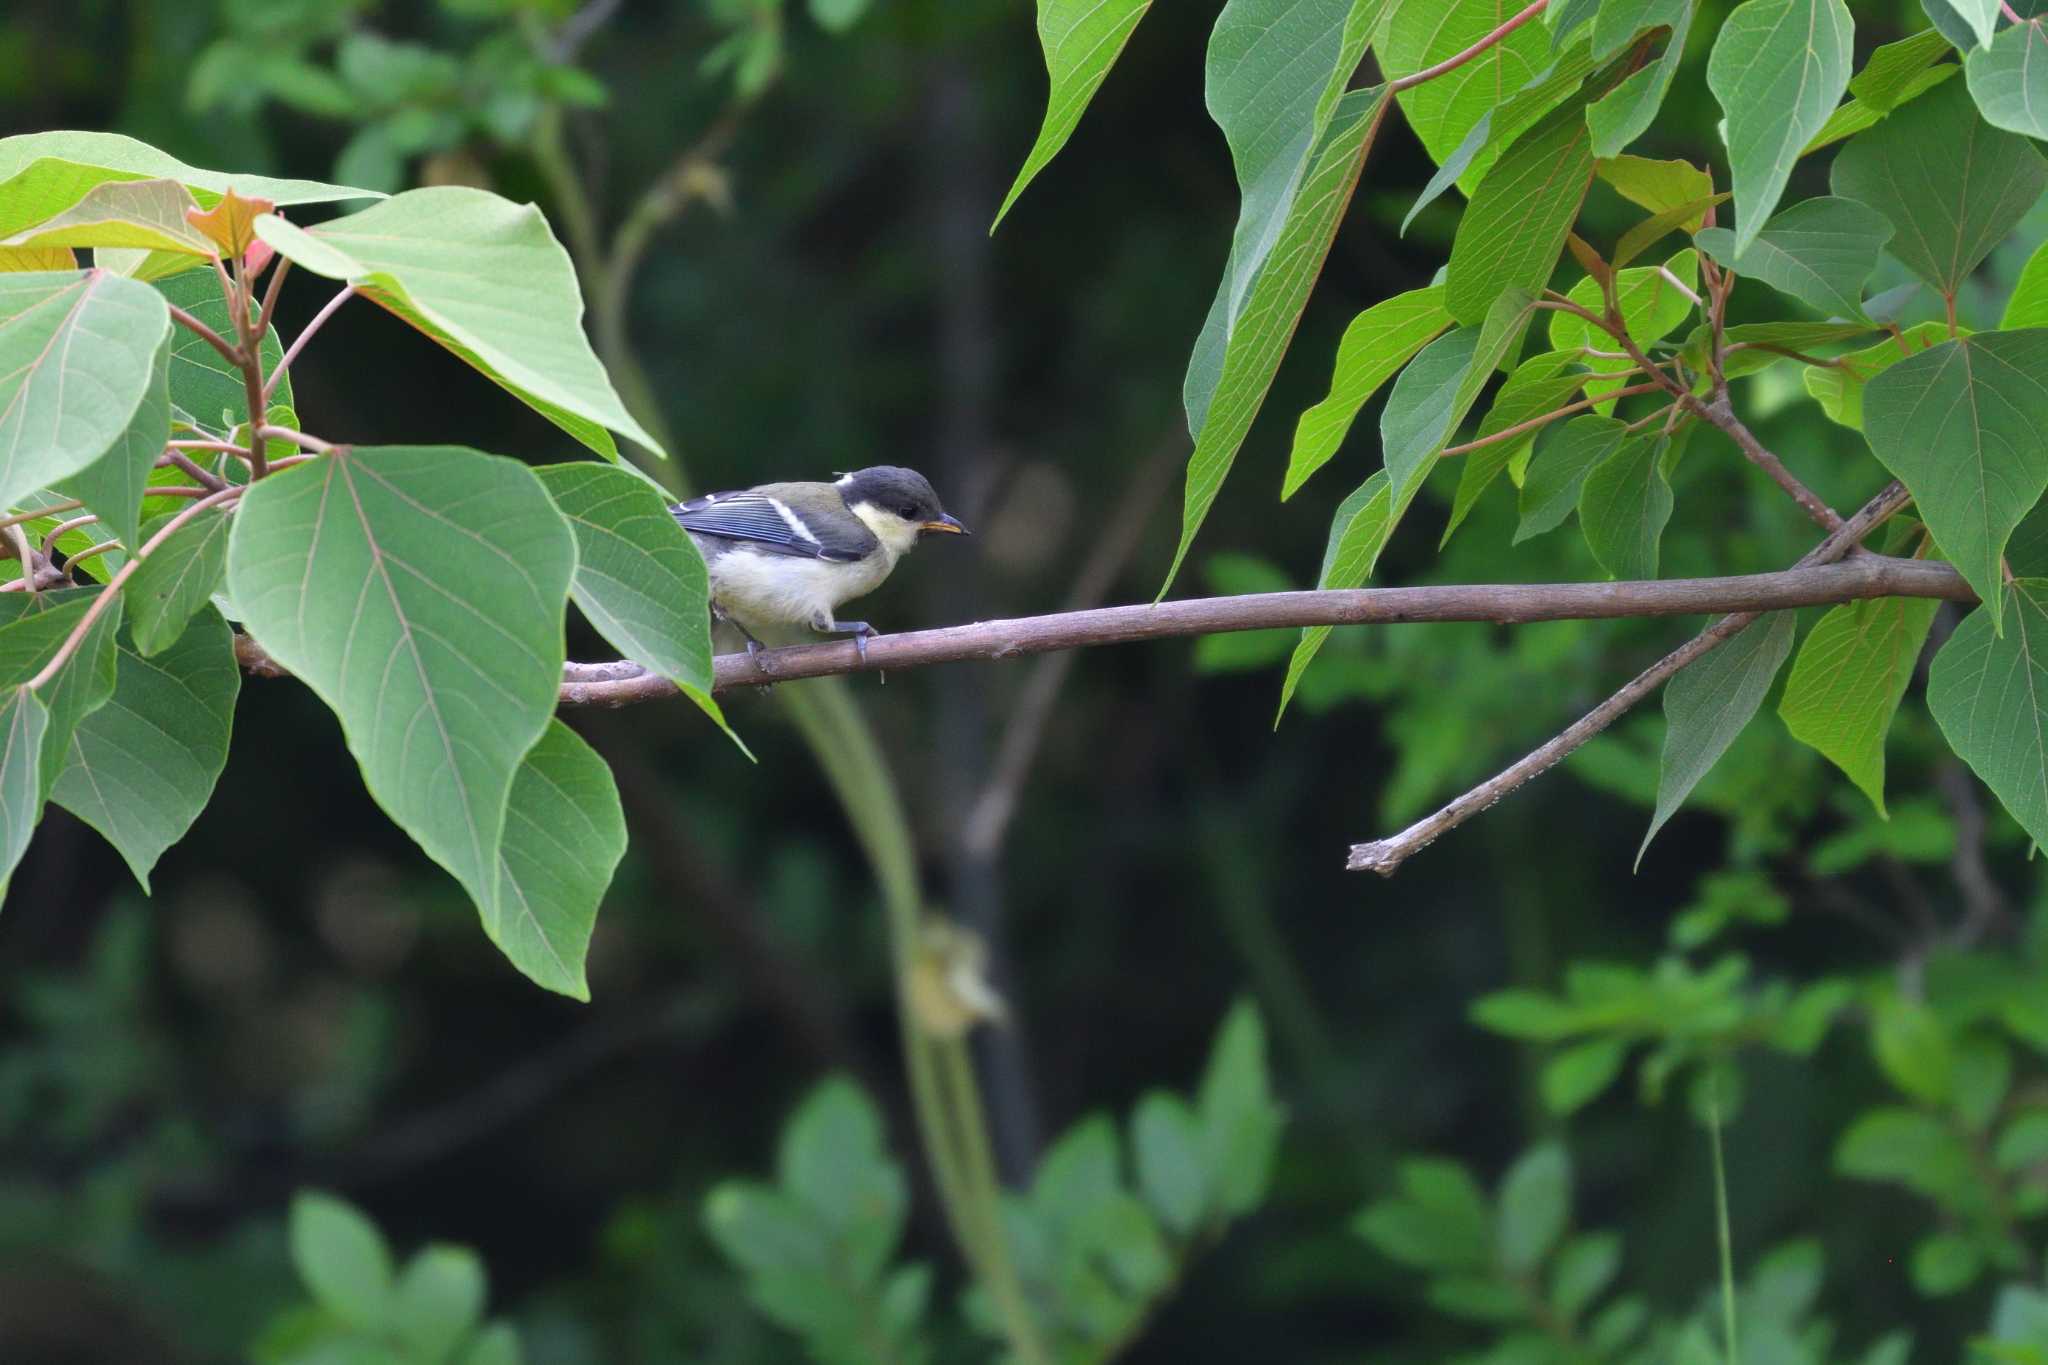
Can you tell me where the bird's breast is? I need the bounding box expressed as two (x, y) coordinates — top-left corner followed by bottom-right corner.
(700, 544), (892, 629)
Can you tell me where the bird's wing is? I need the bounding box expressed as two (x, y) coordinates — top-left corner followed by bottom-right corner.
(671, 489), (874, 562)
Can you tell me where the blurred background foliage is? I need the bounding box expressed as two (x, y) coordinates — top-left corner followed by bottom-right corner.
(4, 0), (2048, 1360)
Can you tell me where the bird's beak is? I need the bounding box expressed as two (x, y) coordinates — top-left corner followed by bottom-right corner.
(922, 513), (969, 536)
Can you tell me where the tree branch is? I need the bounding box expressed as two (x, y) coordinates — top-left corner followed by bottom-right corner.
(1348, 481), (1914, 875)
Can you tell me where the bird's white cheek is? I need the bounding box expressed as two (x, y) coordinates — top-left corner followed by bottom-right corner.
(849, 502), (922, 559)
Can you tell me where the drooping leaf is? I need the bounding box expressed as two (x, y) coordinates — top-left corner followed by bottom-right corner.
(1804, 321), (1953, 430)
(1385, 0), (1555, 182)
(1596, 155), (1714, 225)
(53, 324), (169, 554)
(0, 178), (216, 259)
(156, 268), (292, 434)
(1801, 65), (1960, 155)
(993, 0), (1154, 229)
(0, 592), (124, 806)
(50, 608), (238, 891)
(1518, 413), (1628, 542)
(1831, 78), (2048, 298)
(1283, 285), (1451, 499)
(1639, 611), (1799, 860)
(1444, 97), (1597, 324)
(1928, 580), (2048, 848)
(1277, 471), (1391, 719)
(226, 445), (576, 929)
(1578, 428), (1683, 579)
(124, 505), (231, 657)
(1778, 596), (1939, 815)
(1860, 330), (2048, 631)
(254, 187), (661, 460)
(1497, 1144), (1571, 1275)
(1444, 350), (1587, 545)
(0, 132), (381, 208)
(0, 686), (47, 899)
(290, 1191), (396, 1331)
(488, 719), (626, 1002)
(1585, 0), (1694, 157)
(535, 463), (730, 738)
(1166, 83), (1391, 592)
(1694, 196), (1892, 320)
(0, 270), (171, 520)
(1967, 18), (2048, 139)
(1850, 26), (1955, 110)
(1707, 0), (1855, 255)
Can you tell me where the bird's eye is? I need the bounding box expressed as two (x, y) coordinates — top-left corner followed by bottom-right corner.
(901, 503), (920, 519)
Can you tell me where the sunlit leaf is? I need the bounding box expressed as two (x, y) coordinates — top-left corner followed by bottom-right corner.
(1585, 0), (1694, 157)
(1444, 350), (1587, 545)
(1694, 196), (1892, 320)
(0, 178), (215, 258)
(1445, 98), (1597, 324)
(993, 0), (1154, 229)
(1850, 26), (1955, 110)
(1707, 0), (1854, 255)
(0, 131), (381, 208)
(1778, 596), (1939, 815)
(1283, 285), (1450, 499)
(1547, 248), (1699, 410)
(1385, 0), (1554, 183)
(1928, 580), (2048, 848)
(1596, 155), (1713, 225)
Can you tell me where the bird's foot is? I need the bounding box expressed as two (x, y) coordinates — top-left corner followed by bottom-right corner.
(820, 619), (878, 670)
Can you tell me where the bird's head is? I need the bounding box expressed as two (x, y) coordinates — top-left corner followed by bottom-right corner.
(837, 466), (968, 556)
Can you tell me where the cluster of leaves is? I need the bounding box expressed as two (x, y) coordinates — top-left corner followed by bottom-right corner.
(1356, 1144), (1917, 1365)
(997, 0), (2048, 866)
(189, 0), (873, 192)
(255, 1190), (523, 1365)
(705, 1002), (1284, 1365)
(0, 129), (747, 999)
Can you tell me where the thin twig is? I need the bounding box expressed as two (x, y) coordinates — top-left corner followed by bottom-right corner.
(166, 439), (247, 454)
(165, 305), (240, 366)
(59, 540), (121, 577)
(159, 450), (228, 491)
(3, 524), (35, 597)
(41, 515), (97, 555)
(1440, 381), (1663, 458)
(1347, 482), (1914, 874)
(24, 487), (242, 692)
(265, 285), (355, 402)
(257, 425), (333, 453)
(254, 256), (291, 341)
(225, 258), (271, 480)
(1388, 0), (1549, 92)
(1697, 396), (1841, 531)
(530, 549), (1967, 705)
(0, 501), (81, 535)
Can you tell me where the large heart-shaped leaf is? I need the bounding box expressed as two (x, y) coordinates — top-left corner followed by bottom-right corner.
(1695, 196), (1893, 321)
(1640, 611), (1799, 861)
(0, 132), (381, 208)
(1779, 595), (1939, 815)
(993, 0), (1155, 229)
(488, 719), (627, 1001)
(1804, 321), (1955, 430)
(1283, 285), (1450, 499)
(227, 445), (576, 927)
(1965, 18), (2048, 139)
(1861, 329), (2048, 632)
(1831, 79), (2048, 299)
(253, 188), (660, 461)
(53, 323), (169, 555)
(51, 608), (239, 891)
(1929, 580), (2048, 847)
(534, 462), (730, 736)
(0, 270), (171, 520)
(1707, 0), (1854, 255)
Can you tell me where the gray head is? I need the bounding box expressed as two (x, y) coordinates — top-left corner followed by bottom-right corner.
(837, 466), (967, 538)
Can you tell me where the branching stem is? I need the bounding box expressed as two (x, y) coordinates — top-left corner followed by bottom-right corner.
(165, 304), (240, 366)
(1440, 382), (1663, 457)
(265, 285), (355, 402)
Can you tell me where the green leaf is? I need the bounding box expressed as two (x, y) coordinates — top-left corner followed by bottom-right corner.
(1197, 1001), (1284, 1217)
(1578, 428), (1683, 580)
(290, 1191), (396, 1331)
(1547, 249), (1699, 411)
(253, 188), (661, 460)
(50, 609), (238, 892)
(489, 720), (625, 1002)
(1386, 0), (1555, 180)
(156, 268), (292, 434)
(1542, 1037), (1628, 1115)
(1471, 988), (1583, 1039)
(53, 323), (168, 557)
(1695, 197), (1891, 320)
(1954, 1033), (2012, 1131)
(1995, 1111), (2048, 1168)
(1551, 1231), (1622, 1319)
(1497, 1143), (1570, 1275)
(1928, 580), (2048, 848)
(0, 592), (123, 808)
(1585, 0), (1694, 157)
(2007, 237), (2048, 328)
(1831, 78), (2048, 298)
(0, 133), (378, 209)
(1911, 1233), (1984, 1296)
(1277, 470), (1391, 717)
(1778, 596), (1938, 816)
(1947, 0), (2006, 50)
(534, 463), (730, 738)
(1444, 351), (1587, 546)
(1132, 1091), (1208, 1236)
(1862, 331), (2048, 629)
(124, 505), (230, 657)
(1872, 993), (1954, 1104)
(1428, 1276), (1527, 1322)
(1836, 1107), (1975, 1188)
(1708, 0), (1854, 255)
(0, 270), (171, 519)
(393, 1246), (487, 1365)
(1804, 322), (1953, 430)
(0, 687), (47, 899)
(1354, 1162), (1493, 1273)
(992, 0), (1154, 229)
(1638, 611), (1798, 861)
(1968, 19), (2048, 139)
(1518, 413), (1627, 542)
(1850, 25), (1955, 111)
(1597, 154), (1713, 224)
(1283, 285), (1450, 500)
(778, 1080), (902, 1266)
(1169, 81), (1390, 593)
(0, 178), (214, 260)
(227, 446), (576, 930)
(1807, 63), (1961, 154)
(1445, 99), (1597, 325)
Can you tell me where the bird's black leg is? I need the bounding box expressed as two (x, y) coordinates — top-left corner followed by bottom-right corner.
(818, 619), (877, 666)
(714, 603), (770, 665)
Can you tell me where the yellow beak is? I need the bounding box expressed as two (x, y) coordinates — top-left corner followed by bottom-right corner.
(922, 514), (969, 535)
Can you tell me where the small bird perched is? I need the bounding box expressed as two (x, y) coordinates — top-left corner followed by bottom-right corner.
(672, 465), (967, 661)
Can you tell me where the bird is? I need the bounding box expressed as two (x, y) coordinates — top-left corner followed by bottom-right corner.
(671, 465), (967, 663)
